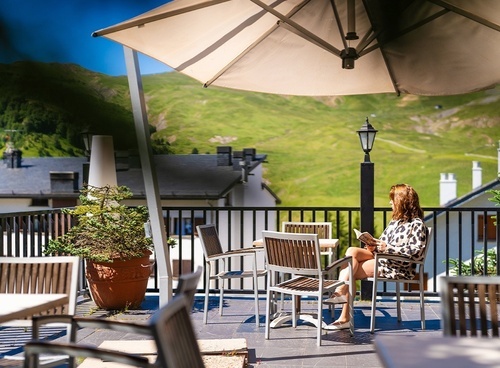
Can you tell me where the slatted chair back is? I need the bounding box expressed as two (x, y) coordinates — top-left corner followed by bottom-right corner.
(440, 275), (500, 337)
(282, 222), (332, 239)
(151, 295), (206, 368)
(197, 224), (224, 259)
(263, 231), (322, 277)
(0, 256), (80, 318)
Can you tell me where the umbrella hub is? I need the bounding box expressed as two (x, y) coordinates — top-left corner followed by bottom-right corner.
(340, 47), (359, 69)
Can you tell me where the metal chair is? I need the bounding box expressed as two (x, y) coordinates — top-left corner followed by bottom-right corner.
(197, 224), (266, 327)
(25, 294), (203, 368)
(23, 267), (203, 368)
(440, 275), (500, 337)
(370, 227), (432, 333)
(262, 230), (353, 346)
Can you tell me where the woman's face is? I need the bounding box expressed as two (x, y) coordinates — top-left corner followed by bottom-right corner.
(390, 199), (395, 211)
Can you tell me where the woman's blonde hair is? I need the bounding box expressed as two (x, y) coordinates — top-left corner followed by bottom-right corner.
(390, 184), (424, 222)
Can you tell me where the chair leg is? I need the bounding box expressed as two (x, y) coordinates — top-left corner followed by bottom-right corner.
(204, 265), (210, 324)
(219, 277), (224, 316)
(265, 283), (271, 340)
(292, 293), (297, 328)
(396, 283), (401, 322)
(317, 296), (323, 346)
(420, 279), (426, 330)
(253, 255), (260, 328)
(370, 276), (377, 333)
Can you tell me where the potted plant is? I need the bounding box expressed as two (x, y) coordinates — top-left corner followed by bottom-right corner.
(45, 185), (154, 310)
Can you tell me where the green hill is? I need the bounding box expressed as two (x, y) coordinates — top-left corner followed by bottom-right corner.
(0, 61), (499, 207)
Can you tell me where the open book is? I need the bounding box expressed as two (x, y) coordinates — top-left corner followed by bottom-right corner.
(353, 229), (378, 247)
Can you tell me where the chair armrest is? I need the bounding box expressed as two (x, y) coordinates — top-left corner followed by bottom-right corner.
(32, 315), (78, 341)
(324, 255), (352, 273)
(24, 341), (151, 368)
(208, 248), (258, 261)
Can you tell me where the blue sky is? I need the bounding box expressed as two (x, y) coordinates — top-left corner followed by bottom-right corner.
(0, 0), (173, 76)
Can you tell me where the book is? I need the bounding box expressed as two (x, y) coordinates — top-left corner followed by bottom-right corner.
(353, 229), (377, 247)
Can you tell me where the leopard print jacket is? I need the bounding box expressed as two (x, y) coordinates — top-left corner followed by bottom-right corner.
(377, 218), (428, 279)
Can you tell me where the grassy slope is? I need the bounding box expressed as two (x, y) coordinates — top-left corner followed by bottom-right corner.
(141, 72), (500, 207)
(1, 63), (498, 207)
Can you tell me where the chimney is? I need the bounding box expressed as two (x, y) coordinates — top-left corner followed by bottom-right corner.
(50, 172), (79, 193)
(3, 147), (22, 168)
(472, 161), (482, 189)
(217, 146), (232, 166)
(440, 173), (457, 205)
(243, 148), (256, 165)
(232, 150), (243, 170)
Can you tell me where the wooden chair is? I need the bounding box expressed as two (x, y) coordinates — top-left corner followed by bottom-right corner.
(197, 224), (266, 327)
(0, 256), (80, 367)
(370, 227), (432, 333)
(25, 295), (203, 368)
(440, 275), (500, 337)
(262, 230), (353, 346)
(0, 256), (80, 324)
(282, 221), (334, 263)
(23, 267), (203, 368)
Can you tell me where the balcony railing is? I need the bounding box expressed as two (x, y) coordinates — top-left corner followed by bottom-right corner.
(2, 206), (499, 296)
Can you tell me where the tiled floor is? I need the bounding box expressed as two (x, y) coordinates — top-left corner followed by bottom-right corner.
(0, 294), (444, 367)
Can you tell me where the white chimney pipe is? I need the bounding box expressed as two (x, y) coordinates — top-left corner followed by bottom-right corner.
(88, 135), (117, 188)
(440, 173), (457, 205)
(472, 161), (482, 190)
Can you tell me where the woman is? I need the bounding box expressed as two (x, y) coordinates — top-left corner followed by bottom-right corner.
(326, 183), (428, 330)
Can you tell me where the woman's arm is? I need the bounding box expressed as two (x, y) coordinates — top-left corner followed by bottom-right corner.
(380, 219), (427, 258)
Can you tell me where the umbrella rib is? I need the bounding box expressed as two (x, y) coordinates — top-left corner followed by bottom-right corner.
(250, 0), (341, 56)
(428, 0), (500, 32)
(360, 8), (447, 56)
(330, 0), (348, 50)
(92, 0), (231, 37)
(205, 0), (338, 88)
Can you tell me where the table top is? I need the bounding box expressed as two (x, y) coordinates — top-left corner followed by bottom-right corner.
(375, 334), (500, 368)
(253, 238), (339, 249)
(0, 293), (69, 324)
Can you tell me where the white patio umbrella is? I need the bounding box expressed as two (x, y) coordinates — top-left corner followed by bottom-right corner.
(93, 0), (500, 96)
(92, 0), (500, 305)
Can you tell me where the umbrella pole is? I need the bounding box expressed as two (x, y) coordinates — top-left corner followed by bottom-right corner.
(123, 46), (173, 306)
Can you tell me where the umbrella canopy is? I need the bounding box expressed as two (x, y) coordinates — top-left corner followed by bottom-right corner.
(94, 0), (500, 96)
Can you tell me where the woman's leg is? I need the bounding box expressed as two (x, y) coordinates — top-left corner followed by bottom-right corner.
(336, 247), (374, 294)
(332, 247), (375, 324)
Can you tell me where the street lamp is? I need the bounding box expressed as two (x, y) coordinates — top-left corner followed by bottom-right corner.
(357, 117), (377, 300)
(357, 117), (377, 236)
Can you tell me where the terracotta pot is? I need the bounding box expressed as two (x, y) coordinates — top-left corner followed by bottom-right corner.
(85, 251), (153, 310)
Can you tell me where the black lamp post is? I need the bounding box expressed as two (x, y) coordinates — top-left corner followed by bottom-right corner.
(357, 118), (377, 300)
(357, 118), (377, 237)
